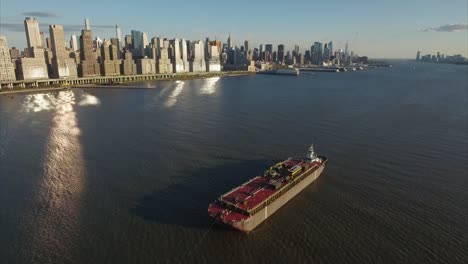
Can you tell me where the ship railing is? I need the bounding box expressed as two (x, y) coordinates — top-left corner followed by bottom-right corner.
(220, 176), (261, 198)
(247, 165), (320, 215)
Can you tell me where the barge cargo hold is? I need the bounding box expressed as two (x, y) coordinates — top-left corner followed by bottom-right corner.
(208, 144), (327, 232)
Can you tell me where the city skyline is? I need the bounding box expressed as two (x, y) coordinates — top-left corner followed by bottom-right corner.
(1, 0), (467, 58)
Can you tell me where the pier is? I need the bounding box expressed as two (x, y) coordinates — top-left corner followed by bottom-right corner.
(0, 71), (253, 92)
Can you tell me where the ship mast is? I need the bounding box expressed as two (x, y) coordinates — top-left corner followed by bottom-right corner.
(307, 144), (317, 160)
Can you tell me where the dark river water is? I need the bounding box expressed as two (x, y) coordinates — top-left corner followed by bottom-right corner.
(1, 61), (467, 264)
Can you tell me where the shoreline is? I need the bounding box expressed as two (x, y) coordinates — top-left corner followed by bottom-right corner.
(0, 86), (70, 95)
(0, 71), (254, 95)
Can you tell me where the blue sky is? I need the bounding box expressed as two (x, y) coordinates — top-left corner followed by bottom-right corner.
(1, 0), (467, 58)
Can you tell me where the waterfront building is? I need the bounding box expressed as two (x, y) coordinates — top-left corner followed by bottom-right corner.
(0, 36), (16, 81)
(328, 41), (333, 57)
(312, 42), (323, 65)
(142, 32), (149, 53)
(110, 38), (122, 59)
(40, 32), (46, 49)
(298, 53), (304, 65)
(170, 38), (188, 73)
(131, 30), (148, 58)
(136, 57), (156, 75)
(9, 47), (20, 60)
(16, 53), (49, 80)
(100, 40), (120, 76)
(115, 25), (122, 45)
(265, 44), (273, 54)
(323, 43), (330, 61)
(70, 35), (79, 51)
(206, 45), (221, 72)
(182, 39), (189, 66)
(44, 49), (53, 66)
(244, 40), (250, 54)
(121, 50), (137, 75)
(416, 51), (421, 60)
(49, 25), (78, 78)
(24, 17), (42, 49)
(46, 37), (51, 50)
(17, 18), (49, 80)
(163, 39), (170, 50)
(190, 40), (206, 72)
(208, 40), (221, 58)
(157, 48), (173, 74)
(79, 28), (100, 77)
(124, 35), (132, 50)
(304, 50), (311, 64)
(259, 44), (263, 61)
(227, 34), (232, 49)
(247, 60), (256, 72)
(69, 51), (80, 65)
(94, 37), (103, 50)
(277, 44), (285, 64)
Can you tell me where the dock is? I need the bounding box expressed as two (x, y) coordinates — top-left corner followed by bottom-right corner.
(0, 71), (253, 92)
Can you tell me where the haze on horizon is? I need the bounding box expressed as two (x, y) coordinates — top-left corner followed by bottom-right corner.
(1, 0), (467, 58)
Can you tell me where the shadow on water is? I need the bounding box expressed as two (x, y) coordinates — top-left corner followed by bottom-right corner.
(130, 159), (272, 229)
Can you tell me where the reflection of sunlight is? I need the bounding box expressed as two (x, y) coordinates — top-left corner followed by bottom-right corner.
(20, 90), (98, 257)
(78, 93), (101, 106)
(23, 94), (56, 112)
(164, 81), (185, 107)
(200, 77), (220, 95)
(23, 91), (101, 111)
(144, 83), (157, 89)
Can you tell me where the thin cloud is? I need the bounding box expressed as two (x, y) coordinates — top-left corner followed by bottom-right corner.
(418, 23), (468, 32)
(0, 23), (25, 32)
(21, 11), (60, 18)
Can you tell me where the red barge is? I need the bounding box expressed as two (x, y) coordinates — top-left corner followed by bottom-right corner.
(208, 144), (327, 232)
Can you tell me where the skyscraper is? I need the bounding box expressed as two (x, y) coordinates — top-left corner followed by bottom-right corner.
(227, 34), (232, 49)
(312, 42), (323, 65)
(124, 35), (132, 50)
(190, 40), (206, 72)
(100, 40), (120, 76)
(142, 32), (149, 54)
(0, 36), (16, 81)
(277, 44), (285, 64)
(244, 40), (249, 53)
(115, 25), (122, 45)
(416, 51), (421, 60)
(70, 35), (79, 51)
(18, 18), (48, 80)
(121, 50), (137, 75)
(328, 41), (333, 57)
(85, 18), (90, 30)
(170, 38), (187, 72)
(79, 27), (100, 77)
(40, 32), (46, 49)
(131, 30), (147, 58)
(181, 38), (188, 63)
(157, 47), (173, 74)
(259, 44), (263, 61)
(49, 24), (78, 78)
(24, 17), (42, 49)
